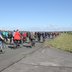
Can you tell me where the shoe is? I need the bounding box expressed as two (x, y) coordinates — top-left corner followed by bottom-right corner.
(0, 50), (3, 52)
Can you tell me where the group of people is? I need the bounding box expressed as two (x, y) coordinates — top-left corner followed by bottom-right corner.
(0, 30), (59, 52)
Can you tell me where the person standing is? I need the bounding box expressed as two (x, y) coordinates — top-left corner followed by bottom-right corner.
(0, 31), (4, 52)
(14, 30), (21, 47)
(22, 32), (27, 43)
(8, 32), (13, 44)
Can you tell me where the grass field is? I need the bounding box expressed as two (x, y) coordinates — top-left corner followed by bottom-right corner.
(45, 33), (72, 52)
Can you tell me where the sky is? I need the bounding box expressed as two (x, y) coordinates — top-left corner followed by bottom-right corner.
(0, 0), (72, 31)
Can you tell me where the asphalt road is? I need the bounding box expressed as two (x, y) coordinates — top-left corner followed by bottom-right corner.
(2, 46), (72, 72)
(1, 41), (72, 72)
(0, 43), (43, 72)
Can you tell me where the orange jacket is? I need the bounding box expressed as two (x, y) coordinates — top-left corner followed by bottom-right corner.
(14, 32), (21, 40)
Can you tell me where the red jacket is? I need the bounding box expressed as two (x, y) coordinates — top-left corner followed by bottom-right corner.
(14, 31), (21, 40)
(22, 32), (27, 37)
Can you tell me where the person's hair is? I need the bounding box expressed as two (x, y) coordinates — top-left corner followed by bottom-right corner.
(16, 29), (19, 32)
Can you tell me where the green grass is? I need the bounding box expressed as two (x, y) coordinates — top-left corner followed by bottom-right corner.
(45, 33), (72, 52)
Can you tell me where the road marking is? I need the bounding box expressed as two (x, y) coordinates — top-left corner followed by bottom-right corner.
(24, 62), (60, 67)
(39, 62), (60, 66)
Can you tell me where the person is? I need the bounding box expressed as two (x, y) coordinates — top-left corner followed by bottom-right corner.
(41, 32), (45, 42)
(14, 30), (21, 47)
(30, 32), (35, 46)
(2, 31), (6, 41)
(2, 31), (8, 42)
(0, 31), (4, 52)
(35, 32), (38, 42)
(12, 30), (15, 38)
(37, 32), (41, 42)
(8, 32), (13, 44)
(22, 32), (27, 43)
(5, 31), (8, 41)
(47, 33), (50, 38)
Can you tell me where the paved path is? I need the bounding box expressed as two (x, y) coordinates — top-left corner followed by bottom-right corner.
(0, 43), (43, 72)
(1, 44), (72, 72)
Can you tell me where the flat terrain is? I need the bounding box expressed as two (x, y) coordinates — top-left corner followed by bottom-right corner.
(0, 43), (42, 72)
(1, 41), (72, 72)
